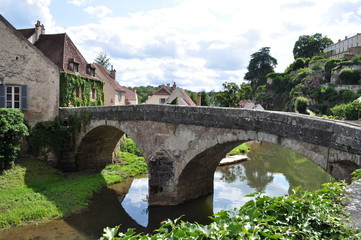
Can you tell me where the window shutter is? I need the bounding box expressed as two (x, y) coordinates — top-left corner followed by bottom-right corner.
(0, 84), (5, 108)
(21, 85), (28, 110)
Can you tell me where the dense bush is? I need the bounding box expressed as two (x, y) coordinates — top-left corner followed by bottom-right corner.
(100, 182), (360, 240)
(331, 101), (361, 120)
(119, 137), (142, 157)
(295, 96), (309, 114)
(27, 117), (68, 159)
(284, 58), (309, 74)
(0, 108), (29, 170)
(291, 68), (313, 84)
(324, 58), (342, 82)
(339, 68), (360, 85)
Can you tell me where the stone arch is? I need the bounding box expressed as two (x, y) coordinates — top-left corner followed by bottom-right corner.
(76, 125), (124, 171)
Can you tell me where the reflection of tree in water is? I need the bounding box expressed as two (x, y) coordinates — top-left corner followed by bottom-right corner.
(246, 141), (334, 194)
(216, 141), (334, 194)
(217, 164), (246, 183)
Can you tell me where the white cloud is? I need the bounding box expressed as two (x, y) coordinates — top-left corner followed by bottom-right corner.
(7, 0), (361, 91)
(84, 6), (112, 18)
(67, 0), (88, 6)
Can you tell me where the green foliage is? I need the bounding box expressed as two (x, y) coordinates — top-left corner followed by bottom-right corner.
(59, 72), (104, 107)
(295, 96), (309, 114)
(324, 58), (343, 82)
(200, 91), (211, 106)
(244, 47), (278, 89)
(27, 117), (67, 159)
(132, 86), (158, 103)
(101, 182), (360, 240)
(94, 52), (111, 69)
(0, 109), (29, 170)
(290, 68), (313, 84)
(351, 55), (361, 64)
(351, 169), (361, 182)
(331, 101), (361, 120)
(339, 68), (360, 85)
(228, 143), (250, 155)
(0, 153), (148, 230)
(215, 82), (241, 107)
(293, 33), (333, 59)
(284, 58), (309, 74)
(254, 84), (271, 104)
(119, 137), (142, 157)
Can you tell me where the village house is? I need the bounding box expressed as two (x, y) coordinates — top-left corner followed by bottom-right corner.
(95, 63), (138, 105)
(0, 15), (137, 126)
(0, 15), (59, 127)
(145, 82), (196, 106)
(324, 33), (361, 59)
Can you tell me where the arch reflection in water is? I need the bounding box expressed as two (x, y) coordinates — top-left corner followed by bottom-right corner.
(121, 178), (214, 230)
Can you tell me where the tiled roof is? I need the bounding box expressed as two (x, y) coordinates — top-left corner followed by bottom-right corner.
(94, 63), (137, 102)
(179, 88), (196, 106)
(34, 33), (100, 81)
(154, 86), (172, 95)
(17, 28), (35, 39)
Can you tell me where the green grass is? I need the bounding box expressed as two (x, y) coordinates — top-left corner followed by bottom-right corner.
(0, 152), (148, 231)
(228, 143), (250, 156)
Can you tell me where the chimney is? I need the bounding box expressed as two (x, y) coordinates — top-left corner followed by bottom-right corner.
(35, 20), (45, 42)
(197, 93), (202, 106)
(110, 65), (116, 79)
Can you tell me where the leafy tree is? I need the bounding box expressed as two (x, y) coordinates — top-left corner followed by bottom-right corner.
(132, 86), (158, 103)
(0, 109), (29, 170)
(215, 82), (241, 107)
(94, 52), (111, 69)
(239, 83), (253, 100)
(293, 33), (333, 59)
(200, 91), (211, 106)
(244, 47), (277, 89)
(338, 68), (360, 85)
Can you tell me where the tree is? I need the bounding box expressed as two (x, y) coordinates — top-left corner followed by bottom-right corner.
(244, 47), (277, 89)
(239, 83), (253, 100)
(215, 82), (241, 107)
(94, 52), (110, 69)
(200, 91), (211, 106)
(293, 33), (333, 59)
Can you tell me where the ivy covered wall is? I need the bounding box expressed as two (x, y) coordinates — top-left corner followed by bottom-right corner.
(60, 72), (104, 107)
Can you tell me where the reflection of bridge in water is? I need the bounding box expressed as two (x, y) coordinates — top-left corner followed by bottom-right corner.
(59, 104), (361, 206)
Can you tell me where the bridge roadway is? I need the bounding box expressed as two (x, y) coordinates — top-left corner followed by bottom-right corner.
(59, 104), (361, 206)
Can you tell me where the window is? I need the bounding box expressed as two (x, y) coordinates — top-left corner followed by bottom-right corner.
(68, 62), (79, 73)
(0, 85), (27, 110)
(118, 92), (122, 101)
(7, 86), (20, 108)
(87, 64), (95, 77)
(91, 88), (97, 100)
(76, 86), (82, 99)
(160, 98), (166, 104)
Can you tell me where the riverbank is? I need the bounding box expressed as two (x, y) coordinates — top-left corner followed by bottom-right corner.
(0, 152), (147, 231)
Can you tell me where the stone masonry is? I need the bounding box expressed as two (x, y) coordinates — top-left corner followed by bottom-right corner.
(59, 105), (361, 205)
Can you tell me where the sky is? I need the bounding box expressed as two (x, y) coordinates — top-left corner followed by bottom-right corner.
(1, 0), (361, 91)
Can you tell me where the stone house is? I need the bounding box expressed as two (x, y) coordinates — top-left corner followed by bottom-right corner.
(145, 82), (196, 106)
(95, 63), (138, 105)
(0, 15), (59, 127)
(17, 23), (105, 107)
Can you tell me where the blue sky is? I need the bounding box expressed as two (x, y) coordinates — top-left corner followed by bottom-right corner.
(1, 0), (361, 91)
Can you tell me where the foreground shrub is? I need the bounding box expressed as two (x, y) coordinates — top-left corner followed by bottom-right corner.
(100, 182), (360, 239)
(119, 136), (142, 157)
(0, 108), (29, 170)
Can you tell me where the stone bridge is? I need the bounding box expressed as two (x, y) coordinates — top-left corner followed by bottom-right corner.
(59, 105), (361, 206)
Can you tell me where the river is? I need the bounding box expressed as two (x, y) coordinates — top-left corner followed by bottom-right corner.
(0, 142), (334, 240)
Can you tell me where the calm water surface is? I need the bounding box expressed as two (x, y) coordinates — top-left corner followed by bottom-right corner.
(0, 142), (334, 240)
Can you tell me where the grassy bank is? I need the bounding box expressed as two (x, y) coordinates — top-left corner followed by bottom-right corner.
(0, 152), (147, 231)
(228, 143), (250, 155)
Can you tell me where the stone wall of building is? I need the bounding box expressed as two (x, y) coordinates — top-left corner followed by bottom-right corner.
(0, 17), (59, 126)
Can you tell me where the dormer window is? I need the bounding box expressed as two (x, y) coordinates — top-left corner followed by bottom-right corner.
(68, 58), (79, 73)
(86, 64), (95, 77)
